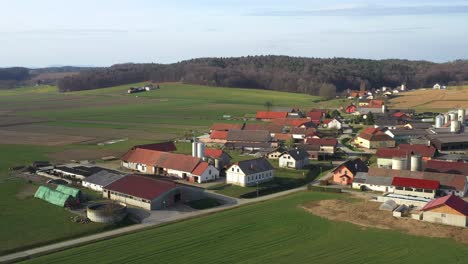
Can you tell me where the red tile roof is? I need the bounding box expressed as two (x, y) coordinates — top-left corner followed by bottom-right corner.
(205, 148), (224, 159)
(105, 175), (177, 200)
(322, 119), (332, 125)
(305, 138), (337, 146)
(210, 131), (228, 140)
(272, 118), (312, 127)
(191, 161), (209, 176)
(122, 149), (201, 173)
(210, 123), (244, 131)
(392, 177), (439, 190)
(393, 112), (409, 118)
(425, 160), (468, 175)
(358, 127), (394, 142)
(256, 111), (288, 119)
(307, 111), (324, 122)
(398, 144), (436, 157)
(422, 194), (468, 216)
(376, 148), (408, 158)
(274, 133), (292, 141)
(134, 142), (176, 152)
(368, 100), (383, 108)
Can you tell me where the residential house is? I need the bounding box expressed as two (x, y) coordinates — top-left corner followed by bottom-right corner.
(267, 147), (287, 160)
(332, 159), (369, 185)
(304, 138), (337, 155)
(420, 194), (468, 227)
(322, 118), (342, 129)
(354, 127), (396, 149)
(226, 158), (274, 187)
(103, 175), (203, 211)
(307, 110), (326, 125)
(346, 104), (357, 114)
(278, 149), (309, 169)
(204, 148), (231, 170)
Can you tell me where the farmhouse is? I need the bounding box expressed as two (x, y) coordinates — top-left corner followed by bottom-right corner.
(354, 127), (395, 149)
(322, 118), (342, 129)
(82, 170), (126, 192)
(278, 149), (309, 169)
(204, 148), (231, 170)
(225, 130), (272, 151)
(332, 159), (368, 185)
(226, 158), (274, 187)
(103, 175), (202, 210)
(121, 148), (219, 183)
(420, 194), (468, 227)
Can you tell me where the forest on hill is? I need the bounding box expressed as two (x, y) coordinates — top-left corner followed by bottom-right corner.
(2, 56), (468, 97)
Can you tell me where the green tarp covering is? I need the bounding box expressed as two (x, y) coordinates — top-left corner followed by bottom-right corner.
(34, 186), (71, 207)
(56, 185), (81, 198)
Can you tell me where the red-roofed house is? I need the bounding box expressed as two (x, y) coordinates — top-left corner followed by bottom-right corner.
(346, 104), (357, 114)
(272, 118), (314, 128)
(103, 175), (203, 210)
(206, 130), (228, 144)
(321, 118), (342, 129)
(121, 148), (219, 183)
(305, 138), (338, 155)
(392, 177), (439, 198)
(421, 195), (468, 227)
(392, 112), (411, 120)
(307, 111), (326, 125)
(256, 111), (288, 120)
(354, 127), (395, 149)
(205, 148), (231, 169)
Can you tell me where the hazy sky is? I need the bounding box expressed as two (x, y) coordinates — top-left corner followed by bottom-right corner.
(1, 0), (468, 67)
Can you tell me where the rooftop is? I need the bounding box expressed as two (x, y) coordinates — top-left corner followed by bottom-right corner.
(422, 194), (468, 216)
(105, 175), (178, 200)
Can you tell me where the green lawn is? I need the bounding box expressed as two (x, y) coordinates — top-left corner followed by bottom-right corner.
(24, 191), (468, 264)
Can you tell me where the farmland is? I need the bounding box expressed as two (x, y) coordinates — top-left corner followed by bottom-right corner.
(24, 191), (468, 264)
(0, 83), (322, 255)
(390, 85), (468, 111)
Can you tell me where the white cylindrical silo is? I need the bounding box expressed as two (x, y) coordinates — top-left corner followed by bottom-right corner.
(450, 120), (460, 133)
(197, 142), (205, 159)
(458, 109), (465, 123)
(392, 157), (407, 171)
(214, 159), (221, 170)
(410, 155), (422, 172)
(192, 141), (198, 157)
(449, 112), (457, 122)
(435, 114), (444, 128)
(444, 113), (450, 123)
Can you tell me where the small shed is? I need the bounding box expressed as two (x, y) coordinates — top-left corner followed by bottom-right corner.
(34, 186), (73, 207)
(379, 199), (398, 211)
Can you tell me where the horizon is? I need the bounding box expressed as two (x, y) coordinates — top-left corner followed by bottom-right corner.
(1, 0), (468, 67)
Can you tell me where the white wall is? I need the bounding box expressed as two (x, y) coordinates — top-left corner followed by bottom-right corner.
(226, 165), (274, 187)
(82, 181), (104, 192)
(279, 155), (308, 169)
(352, 182), (394, 193)
(422, 212), (467, 227)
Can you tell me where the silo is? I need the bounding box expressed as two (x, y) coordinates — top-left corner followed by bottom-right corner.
(191, 141), (198, 157)
(214, 159), (221, 170)
(381, 105), (387, 113)
(444, 113), (450, 123)
(197, 142), (205, 159)
(449, 112), (457, 122)
(435, 114), (444, 128)
(458, 109), (465, 123)
(410, 155), (422, 172)
(450, 120), (460, 133)
(392, 157), (407, 170)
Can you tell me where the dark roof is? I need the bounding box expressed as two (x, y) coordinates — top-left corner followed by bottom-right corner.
(305, 138), (338, 146)
(281, 149), (309, 160)
(234, 158), (274, 175)
(375, 117), (403, 126)
(406, 122), (432, 129)
(227, 130), (270, 142)
(387, 129), (428, 137)
(425, 160), (468, 175)
(134, 142), (176, 152)
(422, 195), (468, 215)
(397, 144), (436, 157)
(83, 171), (126, 187)
(104, 175), (177, 200)
(333, 159), (368, 175)
(392, 177), (439, 190)
(54, 166), (105, 177)
(376, 148), (408, 158)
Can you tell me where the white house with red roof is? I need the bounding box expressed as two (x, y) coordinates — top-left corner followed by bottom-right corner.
(420, 194), (468, 227)
(121, 147), (219, 183)
(204, 148), (231, 170)
(103, 175), (203, 210)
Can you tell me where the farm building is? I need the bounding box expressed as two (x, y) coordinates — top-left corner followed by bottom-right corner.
(392, 177), (438, 199)
(420, 194), (468, 227)
(34, 186), (76, 207)
(132, 142), (177, 152)
(51, 165), (108, 181)
(256, 111), (288, 120)
(272, 118), (314, 128)
(210, 123), (245, 132)
(82, 170), (126, 192)
(351, 173), (394, 192)
(428, 134), (468, 151)
(332, 159), (368, 185)
(226, 158), (274, 187)
(424, 159), (468, 175)
(367, 167), (468, 197)
(103, 175), (203, 210)
(56, 185), (82, 200)
(307, 110), (326, 125)
(376, 145), (435, 169)
(304, 138), (337, 155)
(278, 149), (309, 169)
(354, 127), (395, 149)
(384, 129), (428, 144)
(121, 148), (219, 183)
(225, 130), (273, 151)
(206, 130), (228, 144)
(204, 148), (231, 170)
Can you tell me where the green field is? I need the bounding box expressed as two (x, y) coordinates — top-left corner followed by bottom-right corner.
(24, 191), (468, 264)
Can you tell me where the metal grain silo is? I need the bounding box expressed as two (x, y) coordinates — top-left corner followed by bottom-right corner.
(192, 141), (198, 157)
(450, 120), (460, 133)
(410, 155), (422, 172)
(392, 157), (407, 170)
(435, 114), (444, 128)
(197, 142), (205, 159)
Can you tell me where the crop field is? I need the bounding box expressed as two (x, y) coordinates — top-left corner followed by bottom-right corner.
(25, 191), (468, 264)
(390, 85), (468, 111)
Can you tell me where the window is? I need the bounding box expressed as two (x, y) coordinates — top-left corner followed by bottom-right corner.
(209, 170), (211, 175)
(232, 168), (234, 171)
(441, 214), (446, 218)
(237, 168), (239, 172)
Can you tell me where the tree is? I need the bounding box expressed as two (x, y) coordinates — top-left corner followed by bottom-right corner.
(264, 101), (273, 111)
(318, 83), (337, 99)
(365, 112), (375, 125)
(285, 138), (295, 149)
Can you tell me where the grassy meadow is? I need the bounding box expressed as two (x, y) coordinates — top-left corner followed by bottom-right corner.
(24, 191), (468, 264)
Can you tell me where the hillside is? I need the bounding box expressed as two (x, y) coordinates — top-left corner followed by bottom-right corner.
(56, 56), (468, 95)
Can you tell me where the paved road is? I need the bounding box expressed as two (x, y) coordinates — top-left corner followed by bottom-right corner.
(0, 170), (333, 264)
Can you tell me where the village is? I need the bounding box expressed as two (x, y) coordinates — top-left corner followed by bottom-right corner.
(12, 82), (465, 233)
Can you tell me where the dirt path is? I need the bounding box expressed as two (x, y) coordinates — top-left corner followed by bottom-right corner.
(302, 197), (468, 244)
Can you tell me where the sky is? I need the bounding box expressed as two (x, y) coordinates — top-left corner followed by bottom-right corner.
(1, 0), (468, 67)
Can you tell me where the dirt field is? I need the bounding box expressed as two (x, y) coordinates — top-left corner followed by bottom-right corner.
(302, 195), (468, 244)
(0, 129), (95, 146)
(390, 87), (468, 110)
